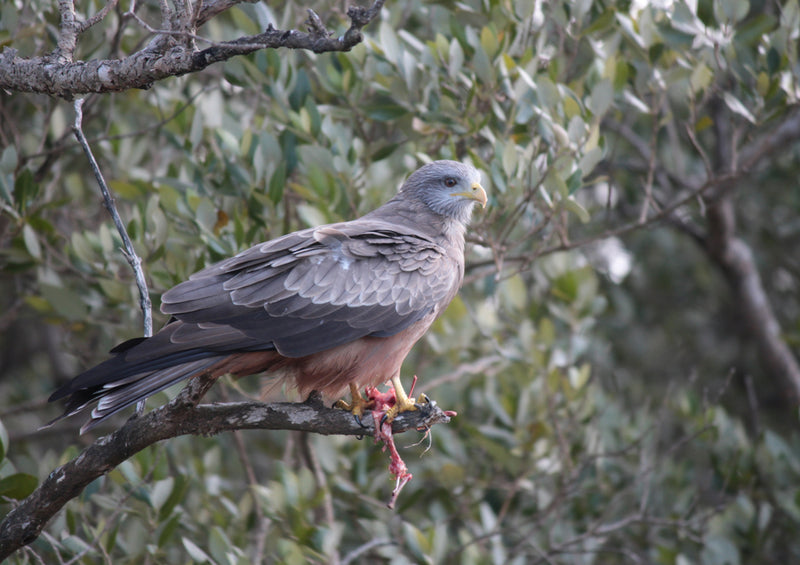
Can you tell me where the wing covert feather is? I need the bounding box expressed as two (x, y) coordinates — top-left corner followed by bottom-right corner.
(160, 218), (462, 358)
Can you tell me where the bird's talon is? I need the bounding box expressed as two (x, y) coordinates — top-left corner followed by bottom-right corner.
(336, 383), (373, 428)
(381, 395), (418, 426)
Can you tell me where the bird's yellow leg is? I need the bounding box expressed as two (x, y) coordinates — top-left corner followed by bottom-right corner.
(335, 383), (373, 424)
(383, 375), (429, 423)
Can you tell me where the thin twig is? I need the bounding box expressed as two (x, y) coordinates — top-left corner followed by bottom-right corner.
(638, 96), (662, 223)
(71, 98), (153, 338)
(76, 0), (120, 34)
(56, 0), (78, 61)
(341, 538), (396, 565)
(123, 9), (210, 46)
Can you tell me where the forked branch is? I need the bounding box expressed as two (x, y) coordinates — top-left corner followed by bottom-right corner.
(0, 0), (386, 97)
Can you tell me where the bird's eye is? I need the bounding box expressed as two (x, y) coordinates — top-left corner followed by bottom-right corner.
(444, 177), (457, 188)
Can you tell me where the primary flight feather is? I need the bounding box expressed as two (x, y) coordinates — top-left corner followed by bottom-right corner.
(49, 160), (487, 432)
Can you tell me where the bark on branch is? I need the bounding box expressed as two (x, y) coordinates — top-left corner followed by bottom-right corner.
(703, 104), (800, 403)
(0, 386), (452, 561)
(0, 0), (386, 98)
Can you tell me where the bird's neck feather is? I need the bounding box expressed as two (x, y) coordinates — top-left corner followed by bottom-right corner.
(370, 196), (469, 245)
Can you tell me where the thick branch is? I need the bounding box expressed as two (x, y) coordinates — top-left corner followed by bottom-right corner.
(0, 391), (451, 560)
(0, 0), (386, 98)
(704, 103), (800, 402)
(602, 105), (800, 403)
(56, 0), (79, 62)
(706, 215), (800, 402)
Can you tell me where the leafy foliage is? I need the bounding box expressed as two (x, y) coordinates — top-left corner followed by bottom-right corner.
(2, 0), (800, 563)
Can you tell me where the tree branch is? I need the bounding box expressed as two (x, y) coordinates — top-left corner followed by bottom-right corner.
(605, 103), (800, 403)
(0, 0), (386, 98)
(0, 390), (452, 560)
(72, 98), (153, 338)
(703, 102), (800, 402)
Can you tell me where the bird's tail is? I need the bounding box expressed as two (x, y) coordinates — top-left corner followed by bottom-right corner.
(46, 336), (227, 433)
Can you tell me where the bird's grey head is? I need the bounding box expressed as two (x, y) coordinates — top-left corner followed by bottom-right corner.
(400, 160), (488, 225)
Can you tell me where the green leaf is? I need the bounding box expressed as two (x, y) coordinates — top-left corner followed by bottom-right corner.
(701, 534), (740, 565)
(588, 79), (613, 117)
(722, 92), (756, 123)
(108, 180), (146, 199)
(0, 144), (17, 175)
(718, 0), (749, 23)
(690, 62), (713, 94)
(449, 38), (464, 80)
(288, 69), (311, 111)
(0, 145), (16, 174)
(209, 526), (236, 565)
(61, 535), (96, 556)
(581, 9), (616, 36)
(268, 161), (287, 204)
(544, 169), (569, 197)
(379, 20), (400, 63)
(501, 142), (518, 177)
(0, 473), (38, 501)
(472, 44), (495, 85)
(182, 537), (214, 563)
(536, 76), (560, 111)
(157, 513), (182, 548)
(363, 102), (408, 122)
(579, 147), (603, 177)
(149, 477), (174, 511)
(766, 47), (781, 75)
(566, 168), (583, 195)
(13, 169), (37, 213)
(561, 197), (591, 223)
(734, 13), (778, 47)
(297, 204), (327, 228)
(39, 283), (89, 320)
(370, 142), (400, 162)
(480, 26), (499, 59)
(22, 223), (41, 260)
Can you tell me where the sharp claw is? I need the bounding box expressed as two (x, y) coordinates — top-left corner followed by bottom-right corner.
(335, 384), (374, 428)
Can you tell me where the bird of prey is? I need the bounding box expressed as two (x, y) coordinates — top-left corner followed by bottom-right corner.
(49, 160), (487, 433)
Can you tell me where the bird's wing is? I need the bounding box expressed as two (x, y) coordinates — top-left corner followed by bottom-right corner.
(160, 219), (461, 358)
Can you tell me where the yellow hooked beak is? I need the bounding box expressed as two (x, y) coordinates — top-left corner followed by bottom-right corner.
(451, 182), (488, 208)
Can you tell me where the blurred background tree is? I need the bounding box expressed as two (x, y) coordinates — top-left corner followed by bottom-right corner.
(2, 0), (800, 562)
